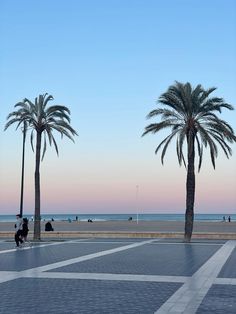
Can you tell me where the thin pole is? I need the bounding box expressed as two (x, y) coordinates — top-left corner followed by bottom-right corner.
(19, 121), (27, 217)
(136, 185), (139, 224)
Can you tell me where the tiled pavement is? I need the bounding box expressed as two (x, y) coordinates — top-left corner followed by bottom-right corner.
(0, 238), (235, 313)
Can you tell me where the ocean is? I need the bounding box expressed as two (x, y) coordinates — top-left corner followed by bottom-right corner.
(0, 213), (235, 222)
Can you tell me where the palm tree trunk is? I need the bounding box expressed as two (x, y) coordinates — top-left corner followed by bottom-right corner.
(184, 135), (195, 242)
(19, 122), (27, 217)
(34, 131), (42, 241)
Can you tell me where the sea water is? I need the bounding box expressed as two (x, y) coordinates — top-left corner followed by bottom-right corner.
(0, 213), (235, 222)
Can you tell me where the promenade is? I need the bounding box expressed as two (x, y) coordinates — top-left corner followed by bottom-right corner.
(0, 237), (236, 313)
(1, 220), (236, 240)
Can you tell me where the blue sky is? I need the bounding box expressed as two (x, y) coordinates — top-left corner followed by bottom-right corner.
(0, 0), (236, 214)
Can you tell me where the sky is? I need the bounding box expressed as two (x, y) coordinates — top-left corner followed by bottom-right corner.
(0, 0), (236, 215)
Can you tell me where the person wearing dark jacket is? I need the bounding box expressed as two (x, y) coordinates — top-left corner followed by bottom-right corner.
(14, 214), (23, 248)
(22, 218), (29, 242)
(45, 221), (54, 231)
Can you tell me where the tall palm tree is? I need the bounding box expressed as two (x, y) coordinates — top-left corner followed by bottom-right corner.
(142, 82), (236, 241)
(19, 121), (27, 217)
(5, 93), (78, 240)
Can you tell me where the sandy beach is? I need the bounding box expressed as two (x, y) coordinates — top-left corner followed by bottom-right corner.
(0, 220), (235, 234)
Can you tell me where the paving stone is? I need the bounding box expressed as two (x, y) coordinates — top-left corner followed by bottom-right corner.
(0, 239), (235, 313)
(0, 278), (181, 314)
(0, 242), (18, 250)
(0, 242), (126, 271)
(218, 247), (236, 278)
(196, 284), (236, 314)
(50, 243), (220, 276)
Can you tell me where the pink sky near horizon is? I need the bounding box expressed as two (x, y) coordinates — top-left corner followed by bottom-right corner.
(1, 139), (235, 215)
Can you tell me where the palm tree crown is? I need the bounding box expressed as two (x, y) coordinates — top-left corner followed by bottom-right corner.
(143, 81), (236, 170)
(5, 93), (78, 158)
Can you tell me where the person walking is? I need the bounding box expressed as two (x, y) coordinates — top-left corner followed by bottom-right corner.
(14, 214), (23, 248)
(21, 217), (30, 244)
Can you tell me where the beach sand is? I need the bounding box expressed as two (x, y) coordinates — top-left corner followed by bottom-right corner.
(0, 220), (235, 233)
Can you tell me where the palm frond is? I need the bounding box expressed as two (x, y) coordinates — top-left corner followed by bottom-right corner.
(46, 105), (71, 116)
(209, 140), (217, 169)
(142, 120), (177, 137)
(155, 134), (173, 154)
(41, 133), (47, 161)
(159, 92), (185, 115)
(198, 87), (217, 104)
(177, 132), (187, 169)
(51, 134), (59, 156)
(42, 94), (53, 110)
(30, 130), (35, 152)
(44, 127), (58, 156)
(146, 109), (164, 118)
(4, 118), (21, 130)
(195, 135), (203, 172)
(160, 135), (175, 164)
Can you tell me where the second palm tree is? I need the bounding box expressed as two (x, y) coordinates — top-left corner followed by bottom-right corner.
(5, 94), (78, 240)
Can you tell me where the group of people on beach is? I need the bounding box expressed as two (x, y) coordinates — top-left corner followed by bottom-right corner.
(14, 214), (29, 248)
(223, 215), (231, 222)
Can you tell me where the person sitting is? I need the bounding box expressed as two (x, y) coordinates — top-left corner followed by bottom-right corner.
(45, 221), (54, 231)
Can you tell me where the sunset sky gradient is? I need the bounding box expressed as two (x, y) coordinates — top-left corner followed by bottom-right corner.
(0, 0), (236, 215)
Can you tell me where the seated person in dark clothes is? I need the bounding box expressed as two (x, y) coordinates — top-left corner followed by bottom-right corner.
(45, 221), (54, 231)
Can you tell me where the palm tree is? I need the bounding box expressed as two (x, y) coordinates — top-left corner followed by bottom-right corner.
(142, 82), (236, 241)
(5, 93), (78, 240)
(19, 121), (27, 217)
